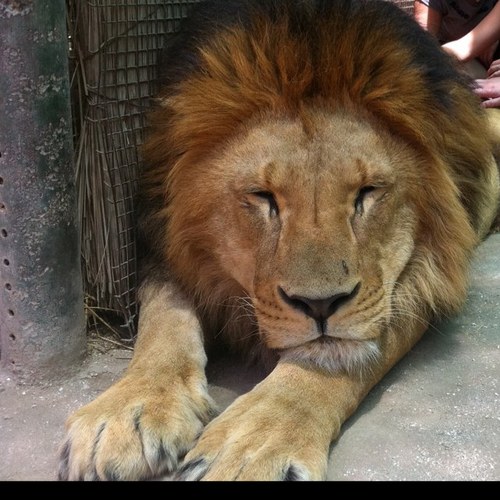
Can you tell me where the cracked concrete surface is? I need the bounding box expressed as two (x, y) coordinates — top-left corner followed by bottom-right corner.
(1, 234), (499, 481)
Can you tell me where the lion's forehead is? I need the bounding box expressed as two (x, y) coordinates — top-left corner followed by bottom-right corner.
(221, 112), (401, 192)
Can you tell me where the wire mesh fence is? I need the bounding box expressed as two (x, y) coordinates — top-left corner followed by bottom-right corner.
(67, 0), (414, 341)
(67, 1), (203, 339)
(394, 0), (414, 14)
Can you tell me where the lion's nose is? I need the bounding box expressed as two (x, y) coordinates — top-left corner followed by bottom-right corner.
(278, 283), (360, 333)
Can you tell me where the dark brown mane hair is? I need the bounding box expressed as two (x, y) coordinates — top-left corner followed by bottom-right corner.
(139, 0), (495, 326)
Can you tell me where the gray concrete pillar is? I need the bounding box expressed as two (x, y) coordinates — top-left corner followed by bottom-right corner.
(0, 0), (86, 380)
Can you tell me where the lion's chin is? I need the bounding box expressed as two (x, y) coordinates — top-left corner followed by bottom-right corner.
(278, 336), (380, 374)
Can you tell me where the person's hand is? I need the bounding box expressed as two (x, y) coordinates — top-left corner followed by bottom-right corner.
(487, 59), (500, 78)
(473, 77), (500, 107)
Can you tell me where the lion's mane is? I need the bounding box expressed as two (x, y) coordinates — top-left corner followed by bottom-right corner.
(139, 0), (498, 352)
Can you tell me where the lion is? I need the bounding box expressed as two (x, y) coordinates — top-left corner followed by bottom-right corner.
(59, 0), (500, 481)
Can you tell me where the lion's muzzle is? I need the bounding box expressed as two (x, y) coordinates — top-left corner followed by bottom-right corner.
(278, 282), (361, 335)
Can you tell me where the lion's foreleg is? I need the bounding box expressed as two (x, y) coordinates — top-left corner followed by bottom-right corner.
(129, 279), (210, 383)
(178, 318), (428, 481)
(59, 280), (216, 481)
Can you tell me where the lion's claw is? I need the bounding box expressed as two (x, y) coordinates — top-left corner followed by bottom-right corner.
(59, 413), (184, 480)
(283, 465), (309, 481)
(175, 457), (209, 481)
(176, 453), (313, 481)
(58, 376), (216, 481)
(173, 384), (328, 481)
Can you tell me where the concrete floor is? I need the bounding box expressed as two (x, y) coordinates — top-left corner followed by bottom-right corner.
(1, 234), (499, 481)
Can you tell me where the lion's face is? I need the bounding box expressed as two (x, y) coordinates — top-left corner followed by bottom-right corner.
(176, 109), (424, 371)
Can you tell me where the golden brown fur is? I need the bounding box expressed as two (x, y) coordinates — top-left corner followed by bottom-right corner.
(59, 0), (499, 480)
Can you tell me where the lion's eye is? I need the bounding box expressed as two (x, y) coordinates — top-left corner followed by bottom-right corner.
(354, 186), (376, 216)
(253, 191), (279, 217)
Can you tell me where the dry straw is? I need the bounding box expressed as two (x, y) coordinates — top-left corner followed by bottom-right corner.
(67, 0), (201, 339)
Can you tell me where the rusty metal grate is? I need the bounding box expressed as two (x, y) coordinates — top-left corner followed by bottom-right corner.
(391, 0), (414, 14)
(67, 1), (202, 339)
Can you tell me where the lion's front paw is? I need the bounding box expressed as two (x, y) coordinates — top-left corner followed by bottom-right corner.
(58, 376), (216, 481)
(176, 389), (329, 481)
